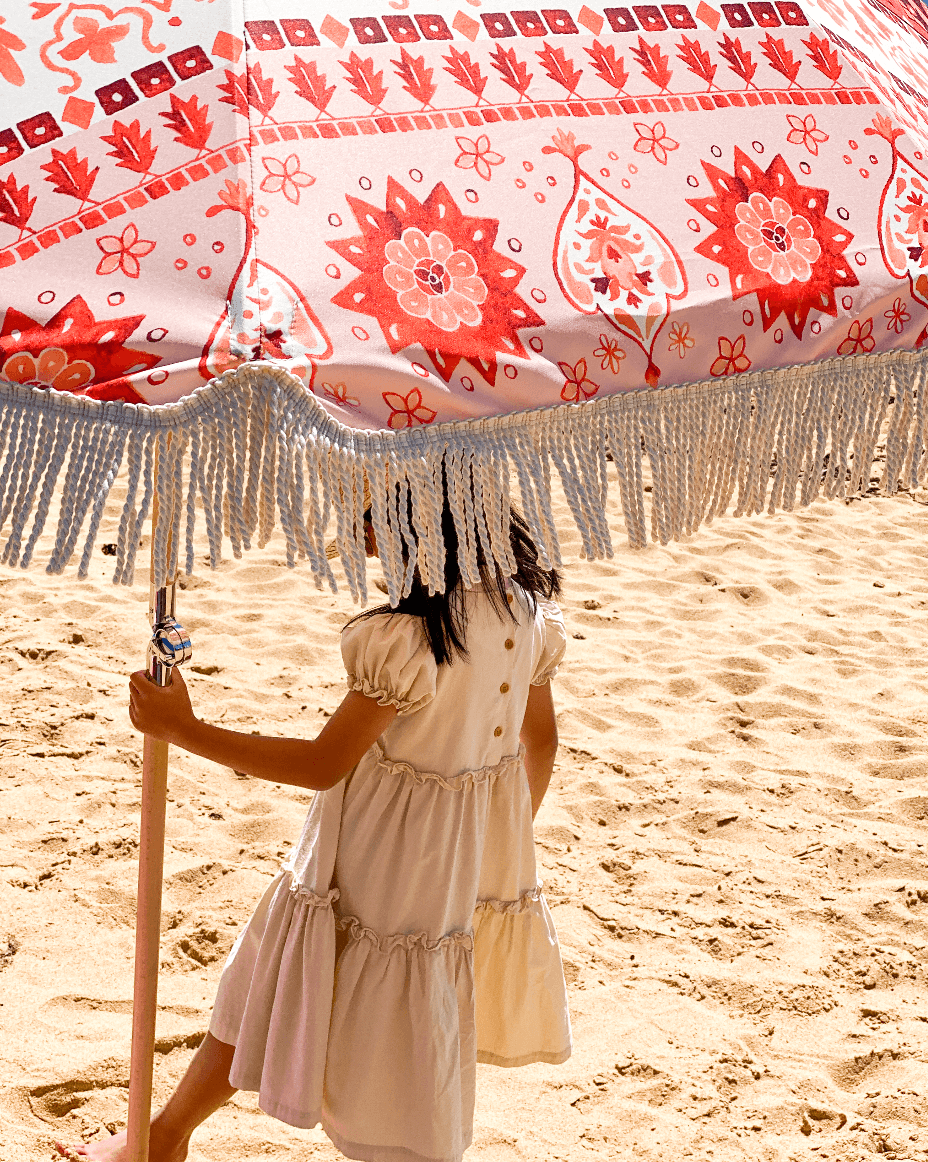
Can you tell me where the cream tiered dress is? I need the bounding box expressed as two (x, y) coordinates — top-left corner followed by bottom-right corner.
(209, 581), (572, 1162)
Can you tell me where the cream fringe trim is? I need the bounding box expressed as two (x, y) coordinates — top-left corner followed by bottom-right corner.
(0, 350), (924, 601)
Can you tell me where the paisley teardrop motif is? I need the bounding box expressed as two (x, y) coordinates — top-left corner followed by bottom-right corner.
(200, 181), (333, 385)
(870, 115), (928, 346)
(543, 129), (687, 387)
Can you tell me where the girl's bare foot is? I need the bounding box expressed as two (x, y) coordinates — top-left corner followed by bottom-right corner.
(54, 1032), (236, 1162)
(54, 1126), (190, 1162)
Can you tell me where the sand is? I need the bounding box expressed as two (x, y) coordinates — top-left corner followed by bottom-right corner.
(1, 476), (927, 1162)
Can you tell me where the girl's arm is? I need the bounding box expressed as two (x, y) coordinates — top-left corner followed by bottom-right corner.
(129, 669), (398, 792)
(520, 680), (558, 822)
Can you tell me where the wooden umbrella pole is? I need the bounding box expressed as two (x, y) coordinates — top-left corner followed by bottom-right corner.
(126, 478), (191, 1162)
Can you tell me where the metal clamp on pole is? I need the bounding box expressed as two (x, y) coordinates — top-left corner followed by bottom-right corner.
(147, 581), (192, 686)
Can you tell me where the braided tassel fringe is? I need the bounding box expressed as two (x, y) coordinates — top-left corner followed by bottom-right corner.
(0, 350), (925, 601)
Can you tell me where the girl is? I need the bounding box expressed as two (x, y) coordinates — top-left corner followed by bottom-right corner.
(58, 489), (572, 1162)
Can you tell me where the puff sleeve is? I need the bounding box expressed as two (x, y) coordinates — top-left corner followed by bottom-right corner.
(531, 599), (568, 685)
(341, 614), (438, 715)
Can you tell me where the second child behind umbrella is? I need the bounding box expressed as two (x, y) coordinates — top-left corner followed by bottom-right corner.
(60, 480), (572, 1162)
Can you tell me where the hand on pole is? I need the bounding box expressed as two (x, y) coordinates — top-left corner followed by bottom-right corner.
(129, 667), (197, 745)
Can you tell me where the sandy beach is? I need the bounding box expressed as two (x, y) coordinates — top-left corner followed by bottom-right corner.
(1, 474), (927, 1162)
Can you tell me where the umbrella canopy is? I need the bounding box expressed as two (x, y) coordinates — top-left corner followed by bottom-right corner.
(0, 0), (926, 600)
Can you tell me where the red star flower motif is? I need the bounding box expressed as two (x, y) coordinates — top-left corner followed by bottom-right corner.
(327, 177), (544, 386)
(688, 147), (858, 340)
(0, 295), (159, 402)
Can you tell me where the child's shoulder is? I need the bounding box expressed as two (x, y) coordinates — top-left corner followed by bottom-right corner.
(341, 609), (437, 714)
(341, 608), (434, 663)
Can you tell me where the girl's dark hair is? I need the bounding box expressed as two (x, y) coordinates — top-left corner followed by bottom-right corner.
(346, 483), (561, 667)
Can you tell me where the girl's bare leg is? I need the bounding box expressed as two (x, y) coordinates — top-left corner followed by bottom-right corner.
(56, 1032), (238, 1162)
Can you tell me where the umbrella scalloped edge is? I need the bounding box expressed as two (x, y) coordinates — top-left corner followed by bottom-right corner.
(0, 351), (925, 603)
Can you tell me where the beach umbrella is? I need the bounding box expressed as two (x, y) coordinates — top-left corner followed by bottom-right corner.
(1, 1), (927, 1158)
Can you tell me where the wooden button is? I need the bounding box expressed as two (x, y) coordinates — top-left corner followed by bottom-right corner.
(504, 638), (514, 650)
(500, 682), (510, 694)
(494, 726), (503, 737)
(507, 593), (514, 604)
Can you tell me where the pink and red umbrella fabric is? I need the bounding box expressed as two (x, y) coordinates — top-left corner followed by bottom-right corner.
(0, 0), (926, 592)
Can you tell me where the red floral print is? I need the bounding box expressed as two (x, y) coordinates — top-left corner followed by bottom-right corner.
(901, 193), (928, 267)
(0, 16), (26, 87)
(1, 347), (93, 393)
(60, 16), (130, 64)
(735, 193), (821, 285)
(322, 381), (360, 409)
(383, 227), (487, 332)
(260, 154), (315, 205)
(869, 116), (928, 346)
(200, 179), (332, 387)
(454, 135), (504, 182)
(383, 386), (436, 429)
(95, 222), (156, 279)
(710, 334), (751, 376)
(884, 297), (910, 333)
(0, 295), (158, 402)
(838, 318), (875, 354)
(209, 177), (252, 219)
(668, 321), (695, 358)
(689, 148), (858, 340)
(578, 214), (654, 307)
(632, 121), (679, 166)
(558, 357), (599, 401)
(593, 334), (625, 373)
(545, 129), (686, 388)
(328, 178), (544, 387)
(785, 113), (829, 156)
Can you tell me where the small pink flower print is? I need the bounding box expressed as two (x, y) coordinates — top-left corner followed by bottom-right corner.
(838, 317), (875, 354)
(383, 386), (436, 429)
(322, 381), (360, 409)
(95, 222), (156, 279)
(260, 154), (315, 205)
(668, 320), (694, 358)
(786, 113), (829, 156)
(593, 333), (626, 373)
(884, 297), (910, 333)
(632, 121), (679, 166)
(454, 135), (505, 182)
(558, 357), (599, 402)
(710, 334), (751, 377)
